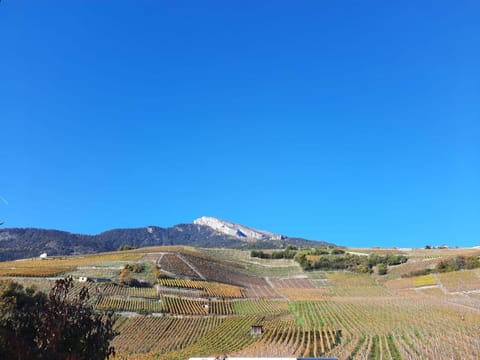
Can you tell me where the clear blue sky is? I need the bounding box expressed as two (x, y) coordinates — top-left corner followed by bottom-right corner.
(1, 1), (479, 248)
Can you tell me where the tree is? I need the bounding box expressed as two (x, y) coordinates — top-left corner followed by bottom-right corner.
(0, 278), (117, 359)
(125, 263), (145, 273)
(118, 244), (136, 251)
(0, 281), (46, 359)
(377, 263), (388, 275)
(118, 267), (133, 285)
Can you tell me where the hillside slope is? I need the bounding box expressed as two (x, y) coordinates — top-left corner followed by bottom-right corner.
(2, 246), (479, 359)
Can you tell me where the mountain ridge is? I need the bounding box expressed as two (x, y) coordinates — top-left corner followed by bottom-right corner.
(0, 217), (336, 261)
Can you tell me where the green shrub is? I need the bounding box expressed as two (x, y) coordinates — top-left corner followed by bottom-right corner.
(377, 263), (387, 275)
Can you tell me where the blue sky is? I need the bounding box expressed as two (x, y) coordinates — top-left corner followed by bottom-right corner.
(1, 1), (479, 248)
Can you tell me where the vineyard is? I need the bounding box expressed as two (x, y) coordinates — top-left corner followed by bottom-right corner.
(270, 277), (316, 289)
(96, 296), (164, 313)
(1, 246), (479, 359)
(100, 283), (158, 298)
(162, 296), (234, 315)
(436, 269), (480, 292)
(157, 278), (245, 298)
(324, 272), (391, 297)
(232, 319), (342, 358)
(158, 253), (201, 279)
(243, 285), (282, 299)
(0, 266), (73, 277)
(0, 252), (144, 268)
(113, 316), (225, 355)
(233, 300), (290, 315)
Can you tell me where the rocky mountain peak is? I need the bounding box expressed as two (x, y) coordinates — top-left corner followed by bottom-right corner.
(193, 216), (285, 241)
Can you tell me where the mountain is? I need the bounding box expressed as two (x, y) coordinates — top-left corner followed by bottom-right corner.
(193, 216), (285, 241)
(0, 217), (336, 261)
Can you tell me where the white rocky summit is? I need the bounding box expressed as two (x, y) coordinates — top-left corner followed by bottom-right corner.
(193, 216), (285, 241)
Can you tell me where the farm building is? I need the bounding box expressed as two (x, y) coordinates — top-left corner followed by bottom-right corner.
(202, 303), (209, 313)
(250, 325), (264, 335)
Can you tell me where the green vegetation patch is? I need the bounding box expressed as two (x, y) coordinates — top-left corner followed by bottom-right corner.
(295, 250), (407, 274)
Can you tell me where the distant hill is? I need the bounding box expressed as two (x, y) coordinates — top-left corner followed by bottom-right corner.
(0, 217), (335, 261)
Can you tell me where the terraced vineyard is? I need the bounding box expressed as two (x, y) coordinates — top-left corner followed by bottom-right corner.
(157, 278), (245, 298)
(0, 252), (144, 268)
(270, 277), (316, 289)
(158, 253), (201, 279)
(100, 283), (158, 298)
(96, 296), (164, 313)
(163, 296), (234, 315)
(2, 246), (480, 359)
(0, 266), (74, 277)
(233, 319), (342, 358)
(436, 269), (480, 292)
(233, 299), (290, 315)
(113, 316), (225, 355)
(242, 284), (280, 299)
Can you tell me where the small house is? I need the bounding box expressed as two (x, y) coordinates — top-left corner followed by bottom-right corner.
(39, 253), (48, 260)
(250, 325), (264, 335)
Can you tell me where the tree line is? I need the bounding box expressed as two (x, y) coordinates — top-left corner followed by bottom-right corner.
(403, 255), (480, 277)
(250, 247), (408, 275)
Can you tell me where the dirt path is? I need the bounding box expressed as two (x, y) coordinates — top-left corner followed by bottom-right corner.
(432, 273), (449, 294)
(155, 253), (165, 266)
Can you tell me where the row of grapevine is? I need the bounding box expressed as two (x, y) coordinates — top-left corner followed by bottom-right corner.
(233, 299), (290, 315)
(155, 285), (205, 298)
(157, 278), (244, 298)
(290, 297), (480, 359)
(0, 253), (144, 269)
(96, 296), (164, 313)
(277, 287), (326, 301)
(325, 272), (391, 297)
(0, 266), (73, 277)
(235, 324), (341, 358)
(101, 283), (158, 298)
(97, 294), (238, 315)
(113, 316), (224, 355)
(162, 296), (234, 315)
(160, 315), (262, 360)
(436, 269), (480, 292)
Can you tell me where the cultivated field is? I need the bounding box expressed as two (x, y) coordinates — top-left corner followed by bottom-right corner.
(1, 246), (479, 359)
